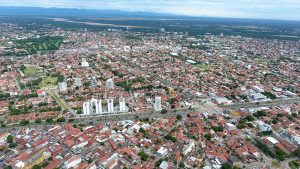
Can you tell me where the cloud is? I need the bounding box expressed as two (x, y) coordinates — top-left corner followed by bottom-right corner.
(0, 0), (299, 20)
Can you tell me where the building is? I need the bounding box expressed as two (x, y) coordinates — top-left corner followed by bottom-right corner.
(154, 96), (162, 111)
(107, 98), (114, 113)
(159, 161), (169, 169)
(58, 82), (68, 93)
(0, 132), (10, 146)
(64, 155), (81, 169)
(73, 78), (82, 87)
(225, 123), (237, 131)
(255, 121), (272, 132)
(91, 76), (98, 87)
(212, 97), (232, 105)
(182, 140), (195, 155)
(81, 58), (89, 67)
(157, 146), (168, 157)
(250, 92), (267, 101)
(119, 97), (126, 112)
(83, 99), (102, 115)
(105, 78), (114, 90)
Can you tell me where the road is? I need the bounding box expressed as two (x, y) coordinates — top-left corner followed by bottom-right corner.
(44, 87), (73, 112)
(220, 98), (300, 110)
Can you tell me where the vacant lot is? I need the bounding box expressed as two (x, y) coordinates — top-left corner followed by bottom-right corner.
(40, 77), (58, 87)
(23, 66), (37, 76)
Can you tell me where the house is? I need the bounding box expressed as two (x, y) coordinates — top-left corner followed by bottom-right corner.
(37, 89), (46, 97)
(64, 155), (81, 169)
(157, 147), (168, 157)
(255, 121), (272, 132)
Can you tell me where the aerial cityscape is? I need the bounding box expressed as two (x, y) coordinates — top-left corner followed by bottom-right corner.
(0, 1), (299, 169)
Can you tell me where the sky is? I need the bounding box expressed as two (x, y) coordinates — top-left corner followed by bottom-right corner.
(0, 0), (300, 20)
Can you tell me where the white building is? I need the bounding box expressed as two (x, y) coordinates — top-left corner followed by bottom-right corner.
(0, 132), (10, 146)
(256, 121), (272, 132)
(250, 92), (267, 101)
(119, 97), (126, 112)
(107, 98), (114, 113)
(154, 96), (162, 111)
(81, 58), (89, 67)
(64, 155), (81, 169)
(83, 99), (103, 115)
(182, 140), (195, 155)
(58, 82), (68, 93)
(157, 146), (168, 157)
(225, 123), (237, 131)
(105, 78), (114, 90)
(74, 77), (82, 87)
(159, 161), (169, 169)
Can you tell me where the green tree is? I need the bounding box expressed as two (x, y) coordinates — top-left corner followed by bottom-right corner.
(161, 109), (167, 114)
(176, 115), (182, 121)
(6, 135), (13, 144)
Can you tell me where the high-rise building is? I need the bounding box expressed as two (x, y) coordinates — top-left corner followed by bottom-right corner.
(91, 76), (98, 87)
(58, 82), (68, 93)
(83, 98), (102, 115)
(74, 77), (82, 87)
(81, 58), (89, 67)
(154, 96), (162, 111)
(119, 97), (126, 112)
(105, 78), (114, 90)
(107, 98), (114, 113)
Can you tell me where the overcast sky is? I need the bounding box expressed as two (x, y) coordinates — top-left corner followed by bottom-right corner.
(0, 0), (299, 20)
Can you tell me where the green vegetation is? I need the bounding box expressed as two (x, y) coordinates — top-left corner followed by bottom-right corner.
(9, 106), (30, 116)
(196, 63), (210, 71)
(254, 140), (287, 161)
(40, 76), (58, 87)
(6, 135), (13, 144)
(261, 91), (277, 99)
(176, 114), (182, 121)
(204, 134), (212, 141)
(46, 118), (54, 124)
(161, 109), (167, 114)
(253, 110), (267, 118)
(19, 120), (30, 126)
(271, 161), (281, 168)
(14, 36), (63, 55)
(23, 66), (38, 76)
(288, 161), (299, 169)
(35, 119), (42, 124)
(56, 117), (66, 123)
(138, 151), (149, 161)
(50, 92), (69, 110)
(164, 133), (177, 143)
(212, 126), (224, 132)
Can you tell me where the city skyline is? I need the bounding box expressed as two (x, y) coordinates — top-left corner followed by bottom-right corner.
(0, 0), (300, 20)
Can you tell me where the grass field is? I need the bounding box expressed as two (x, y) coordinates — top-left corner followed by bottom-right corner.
(23, 66), (37, 76)
(196, 63), (210, 71)
(40, 77), (58, 87)
(15, 36), (63, 55)
(272, 161), (281, 168)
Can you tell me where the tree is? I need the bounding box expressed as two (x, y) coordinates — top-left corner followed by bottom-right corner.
(138, 151), (149, 161)
(204, 134), (212, 141)
(56, 117), (66, 123)
(176, 115), (182, 121)
(32, 165), (41, 169)
(6, 135), (13, 144)
(179, 162), (185, 168)
(161, 109), (167, 114)
(3, 166), (12, 169)
(222, 163), (232, 169)
(35, 119), (42, 124)
(46, 118), (53, 124)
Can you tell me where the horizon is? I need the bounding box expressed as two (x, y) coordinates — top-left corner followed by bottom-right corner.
(0, 0), (299, 21)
